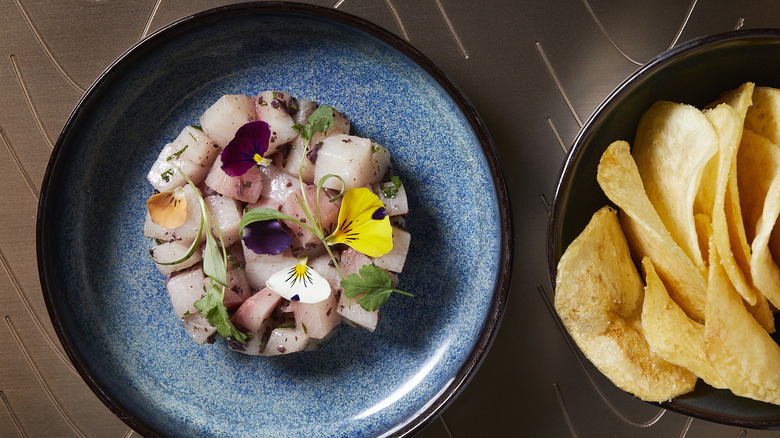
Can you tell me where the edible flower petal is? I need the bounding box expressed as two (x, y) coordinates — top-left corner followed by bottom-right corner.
(220, 120), (271, 177)
(266, 257), (331, 304)
(146, 186), (187, 228)
(325, 187), (393, 257)
(242, 219), (292, 255)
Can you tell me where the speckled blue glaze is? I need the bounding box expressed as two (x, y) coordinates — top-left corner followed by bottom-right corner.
(38, 4), (509, 437)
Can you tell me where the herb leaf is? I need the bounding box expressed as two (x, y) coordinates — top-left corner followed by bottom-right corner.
(292, 105), (334, 141)
(203, 231), (227, 287)
(194, 283), (247, 343)
(340, 264), (413, 311)
(380, 175), (403, 199)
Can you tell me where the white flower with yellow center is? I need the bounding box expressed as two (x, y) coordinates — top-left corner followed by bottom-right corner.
(266, 257), (331, 304)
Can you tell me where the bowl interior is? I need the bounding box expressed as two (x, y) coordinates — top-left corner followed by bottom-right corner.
(38, 4), (509, 437)
(549, 30), (780, 428)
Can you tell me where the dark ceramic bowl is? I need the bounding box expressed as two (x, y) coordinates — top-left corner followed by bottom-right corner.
(548, 29), (780, 429)
(36, 3), (512, 437)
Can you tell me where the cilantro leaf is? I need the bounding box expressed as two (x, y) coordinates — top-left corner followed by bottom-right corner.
(380, 175), (403, 199)
(340, 264), (413, 311)
(292, 105), (334, 140)
(194, 283), (248, 343)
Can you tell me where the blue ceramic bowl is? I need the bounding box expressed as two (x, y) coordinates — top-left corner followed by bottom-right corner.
(36, 2), (511, 437)
(549, 29), (780, 429)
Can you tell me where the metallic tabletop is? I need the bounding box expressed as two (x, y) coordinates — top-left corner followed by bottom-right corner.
(1, 0), (779, 437)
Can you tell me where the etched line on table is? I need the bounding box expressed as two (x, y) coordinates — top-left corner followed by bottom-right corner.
(0, 125), (39, 200)
(678, 416), (693, 438)
(538, 284), (668, 427)
(383, 0), (410, 41)
(539, 193), (551, 214)
(547, 117), (568, 154)
(736, 429), (747, 438)
(12, 0), (86, 93)
(0, 248), (77, 374)
(122, 428), (136, 438)
(552, 383), (579, 438)
(9, 55), (54, 150)
(140, 0), (163, 40)
(581, 0), (697, 65)
(734, 17), (745, 30)
(535, 42), (583, 128)
(434, 0), (469, 59)
(5, 316), (88, 438)
(438, 414), (454, 438)
(0, 390), (27, 438)
(332, 0), (345, 8)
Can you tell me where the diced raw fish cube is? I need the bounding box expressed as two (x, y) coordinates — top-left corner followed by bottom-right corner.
(199, 94), (256, 147)
(372, 227), (410, 273)
(151, 240), (203, 274)
(246, 196), (281, 212)
(255, 91), (298, 155)
(231, 287), (282, 333)
(369, 142), (392, 184)
(223, 266), (252, 309)
(281, 136), (316, 184)
(337, 293), (380, 332)
(308, 253), (341, 290)
(144, 184), (204, 246)
(372, 180), (409, 217)
(280, 185), (341, 251)
(289, 291), (340, 339)
(204, 194), (243, 246)
(147, 143), (205, 192)
(340, 248), (372, 276)
(263, 326), (310, 355)
(181, 312), (217, 345)
(258, 163), (301, 204)
(166, 264), (206, 318)
(174, 126), (220, 168)
(146, 126), (220, 192)
(243, 246), (298, 290)
(292, 99), (318, 125)
(204, 155), (264, 203)
(282, 107), (352, 184)
(314, 134), (374, 190)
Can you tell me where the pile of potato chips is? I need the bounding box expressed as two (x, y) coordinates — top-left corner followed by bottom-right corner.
(555, 83), (780, 404)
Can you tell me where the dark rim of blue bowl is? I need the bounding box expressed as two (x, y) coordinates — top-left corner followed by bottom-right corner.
(547, 28), (780, 429)
(35, 2), (513, 437)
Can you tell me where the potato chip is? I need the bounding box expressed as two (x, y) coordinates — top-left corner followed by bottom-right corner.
(745, 86), (780, 144)
(641, 256), (726, 389)
(597, 141), (707, 322)
(555, 206), (697, 402)
(700, 101), (759, 305)
(704, 234), (780, 405)
(633, 101), (718, 272)
(737, 130), (780, 309)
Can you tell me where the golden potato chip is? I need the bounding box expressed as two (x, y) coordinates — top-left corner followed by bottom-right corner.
(737, 130), (780, 309)
(745, 86), (780, 144)
(597, 140), (707, 323)
(700, 102), (759, 305)
(555, 206), (697, 402)
(633, 101), (718, 272)
(705, 234), (780, 405)
(641, 257), (726, 389)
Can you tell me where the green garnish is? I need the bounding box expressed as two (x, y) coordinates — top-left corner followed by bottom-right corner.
(166, 145), (188, 161)
(194, 283), (247, 343)
(190, 124), (203, 130)
(341, 264), (413, 311)
(160, 169), (174, 182)
(292, 105), (334, 141)
(380, 175), (402, 199)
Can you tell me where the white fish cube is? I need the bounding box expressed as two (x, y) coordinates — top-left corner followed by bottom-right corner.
(199, 94), (256, 147)
(204, 155), (265, 203)
(204, 194), (243, 247)
(370, 142), (392, 184)
(258, 163), (301, 204)
(372, 180), (409, 217)
(181, 313), (217, 345)
(314, 134), (373, 190)
(166, 264), (206, 318)
(372, 227), (410, 273)
(263, 326), (310, 355)
(151, 240), (203, 275)
(337, 293), (379, 332)
(243, 246), (298, 290)
(255, 91), (298, 155)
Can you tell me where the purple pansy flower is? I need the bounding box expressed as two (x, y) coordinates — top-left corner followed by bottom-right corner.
(242, 219), (292, 255)
(220, 120), (271, 177)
